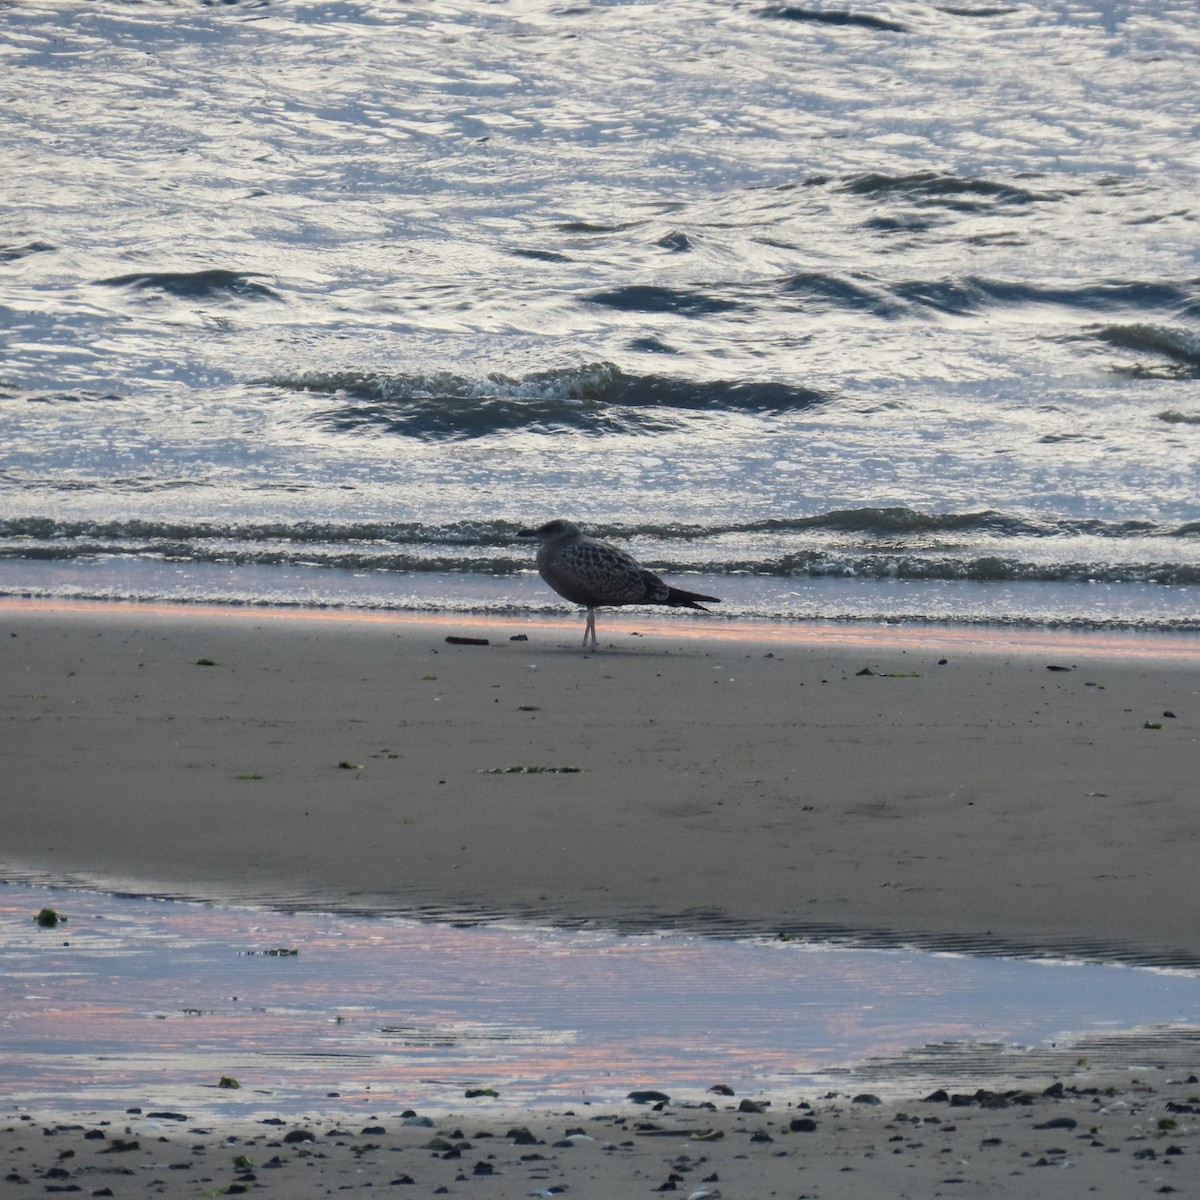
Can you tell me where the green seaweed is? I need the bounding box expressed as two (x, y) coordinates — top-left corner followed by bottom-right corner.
(35, 907), (63, 928)
(237, 773), (264, 780)
(218, 1076), (240, 1089)
(465, 1087), (500, 1098)
(194, 658), (218, 666)
(338, 760), (363, 770)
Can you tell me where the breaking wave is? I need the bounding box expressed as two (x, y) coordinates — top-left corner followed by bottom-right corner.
(3, 509), (1197, 587)
(1090, 323), (1200, 378)
(837, 171), (1054, 206)
(260, 363), (830, 439)
(94, 268), (280, 301)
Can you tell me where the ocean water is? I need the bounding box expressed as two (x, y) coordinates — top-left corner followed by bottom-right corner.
(2, 0), (1198, 628)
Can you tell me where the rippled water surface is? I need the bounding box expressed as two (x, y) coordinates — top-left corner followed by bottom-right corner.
(3, 885), (1200, 1117)
(1, 1), (1197, 626)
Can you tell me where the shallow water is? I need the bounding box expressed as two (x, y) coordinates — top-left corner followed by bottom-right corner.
(3, 885), (1198, 1118)
(1, 2), (1197, 628)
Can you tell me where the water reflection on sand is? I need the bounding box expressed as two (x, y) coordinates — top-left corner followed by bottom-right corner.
(1, 884), (1198, 1117)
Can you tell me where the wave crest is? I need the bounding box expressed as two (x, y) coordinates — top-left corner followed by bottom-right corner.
(260, 363), (829, 439)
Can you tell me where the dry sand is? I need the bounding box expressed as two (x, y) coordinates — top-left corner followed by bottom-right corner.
(2, 599), (1199, 1196)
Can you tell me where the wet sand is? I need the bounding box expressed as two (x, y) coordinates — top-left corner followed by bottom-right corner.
(2, 600), (1199, 1194)
(2, 599), (1198, 962)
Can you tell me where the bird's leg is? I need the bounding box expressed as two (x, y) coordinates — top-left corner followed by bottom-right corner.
(583, 607), (598, 649)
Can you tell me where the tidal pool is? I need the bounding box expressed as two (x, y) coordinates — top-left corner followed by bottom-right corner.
(2, 883), (1198, 1119)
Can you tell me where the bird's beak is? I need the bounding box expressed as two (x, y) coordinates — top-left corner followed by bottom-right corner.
(517, 528), (537, 538)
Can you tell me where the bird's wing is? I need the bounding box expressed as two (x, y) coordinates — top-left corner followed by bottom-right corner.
(558, 537), (663, 606)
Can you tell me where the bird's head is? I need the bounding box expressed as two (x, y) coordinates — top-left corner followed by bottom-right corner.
(517, 519), (581, 542)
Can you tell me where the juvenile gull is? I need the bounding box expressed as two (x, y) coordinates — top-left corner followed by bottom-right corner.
(518, 518), (720, 648)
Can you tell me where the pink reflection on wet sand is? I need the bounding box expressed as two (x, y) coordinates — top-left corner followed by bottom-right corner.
(2, 885), (1198, 1118)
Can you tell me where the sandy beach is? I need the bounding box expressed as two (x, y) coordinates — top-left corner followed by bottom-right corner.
(2, 599), (1199, 1195)
(3, 599), (1198, 961)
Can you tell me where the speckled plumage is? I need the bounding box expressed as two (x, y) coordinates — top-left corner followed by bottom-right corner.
(518, 518), (720, 647)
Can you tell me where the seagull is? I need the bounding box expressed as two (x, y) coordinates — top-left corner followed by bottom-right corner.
(517, 518), (721, 648)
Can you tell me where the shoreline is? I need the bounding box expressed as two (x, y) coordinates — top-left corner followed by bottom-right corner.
(4, 869), (1196, 970)
(3, 597), (1199, 964)
(3, 594), (1200, 656)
